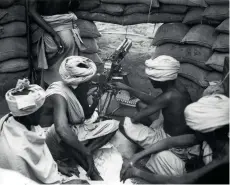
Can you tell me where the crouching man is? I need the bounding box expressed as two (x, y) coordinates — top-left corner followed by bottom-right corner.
(113, 55), (196, 176)
(0, 79), (88, 184)
(120, 94), (229, 184)
(40, 56), (119, 180)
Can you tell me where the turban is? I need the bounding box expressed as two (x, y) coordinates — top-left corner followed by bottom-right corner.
(5, 79), (46, 117)
(59, 56), (97, 88)
(185, 94), (229, 133)
(145, 55), (180, 82)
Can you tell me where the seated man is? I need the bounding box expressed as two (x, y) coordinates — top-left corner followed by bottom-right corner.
(120, 94), (229, 184)
(40, 56), (119, 180)
(0, 79), (88, 184)
(29, 0), (83, 85)
(113, 55), (194, 175)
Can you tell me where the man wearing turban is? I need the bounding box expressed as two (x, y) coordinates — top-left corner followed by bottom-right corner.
(113, 55), (195, 175)
(119, 94), (229, 184)
(40, 56), (119, 180)
(0, 79), (89, 184)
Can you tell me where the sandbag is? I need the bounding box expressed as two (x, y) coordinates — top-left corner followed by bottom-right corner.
(0, 58), (28, 73)
(76, 19), (101, 38)
(0, 0), (15, 8)
(0, 22), (26, 39)
(152, 43), (213, 70)
(205, 0), (229, 5)
(203, 5), (229, 21)
(206, 71), (223, 82)
(79, 52), (103, 64)
(182, 24), (218, 48)
(179, 64), (209, 87)
(124, 4), (188, 15)
(182, 8), (221, 25)
(78, 0), (100, 11)
(158, 0), (207, 7)
(0, 5), (25, 24)
(178, 76), (204, 102)
(212, 34), (229, 53)
(152, 23), (189, 46)
(0, 37), (27, 62)
(0, 70), (29, 98)
(216, 19), (229, 34)
(91, 3), (125, 16)
(79, 38), (99, 54)
(122, 13), (185, 25)
(206, 52), (229, 72)
(100, 0), (159, 7)
(223, 57), (229, 97)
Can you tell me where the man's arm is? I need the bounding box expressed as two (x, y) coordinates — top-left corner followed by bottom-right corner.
(131, 92), (171, 123)
(50, 95), (90, 156)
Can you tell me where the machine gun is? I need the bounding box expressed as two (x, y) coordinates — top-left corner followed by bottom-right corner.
(91, 39), (132, 120)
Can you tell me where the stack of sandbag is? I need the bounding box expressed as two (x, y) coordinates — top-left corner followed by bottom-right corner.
(76, 19), (103, 65)
(151, 22), (228, 102)
(0, 0), (29, 98)
(75, 0), (186, 25)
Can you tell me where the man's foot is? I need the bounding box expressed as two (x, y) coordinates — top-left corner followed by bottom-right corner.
(90, 171), (103, 181)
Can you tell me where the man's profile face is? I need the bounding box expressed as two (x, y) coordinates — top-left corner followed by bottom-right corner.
(150, 78), (161, 88)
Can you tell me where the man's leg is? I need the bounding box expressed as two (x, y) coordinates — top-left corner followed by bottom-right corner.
(145, 151), (186, 176)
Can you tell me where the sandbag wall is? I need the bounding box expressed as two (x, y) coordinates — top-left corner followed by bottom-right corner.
(151, 0), (229, 101)
(0, 0), (29, 98)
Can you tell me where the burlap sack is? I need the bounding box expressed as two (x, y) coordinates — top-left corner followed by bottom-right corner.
(182, 24), (218, 48)
(0, 22), (26, 39)
(100, 0), (159, 7)
(0, 37), (27, 62)
(158, 0), (207, 7)
(178, 76), (204, 102)
(152, 23), (189, 46)
(0, 5), (25, 24)
(212, 34), (229, 53)
(123, 4), (149, 15)
(206, 71), (223, 82)
(122, 13), (185, 25)
(0, 70), (29, 98)
(182, 8), (221, 25)
(78, 0), (100, 11)
(179, 64), (209, 87)
(205, 0), (229, 5)
(0, 58), (28, 73)
(0, 0), (15, 8)
(152, 43), (213, 70)
(91, 3), (125, 16)
(216, 19), (229, 34)
(76, 19), (101, 38)
(206, 52), (229, 72)
(203, 5), (229, 21)
(79, 38), (99, 54)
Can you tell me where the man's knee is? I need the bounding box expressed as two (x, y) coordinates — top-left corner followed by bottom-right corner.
(146, 151), (186, 176)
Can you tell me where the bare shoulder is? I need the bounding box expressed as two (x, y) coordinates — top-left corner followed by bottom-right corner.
(48, 94), (67, 110)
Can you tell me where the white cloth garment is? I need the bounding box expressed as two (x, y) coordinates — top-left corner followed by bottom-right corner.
(59, 56), (97, 89)
(5, 79), (46, 117)
(145, 55), (180, 82)
(185, 94), (229, 133)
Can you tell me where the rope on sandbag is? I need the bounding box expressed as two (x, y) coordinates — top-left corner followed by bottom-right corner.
(147, 0), (154, 23)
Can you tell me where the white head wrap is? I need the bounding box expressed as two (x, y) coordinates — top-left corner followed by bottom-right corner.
(145, 55), (180, 82)
(59, 56), (97, 89)
(5, 79), (46, 117)
(185, 94), (229, 133)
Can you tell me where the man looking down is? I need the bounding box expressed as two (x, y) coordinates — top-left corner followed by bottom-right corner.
(40, 56), (119, 180)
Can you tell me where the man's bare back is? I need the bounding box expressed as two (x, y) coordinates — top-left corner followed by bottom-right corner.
(162, 80), (192, 136)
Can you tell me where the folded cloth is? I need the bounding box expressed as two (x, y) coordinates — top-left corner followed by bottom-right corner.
(185, 94), (229, 133)
(145, 55), (180, 82)
(5, 79), (46, 117)
(59, 56), (97, 89)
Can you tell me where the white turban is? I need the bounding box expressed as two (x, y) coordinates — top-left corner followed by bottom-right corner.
(145, 55), (180, 82)
(185, 94), (229, 133)
(59, 56), (97, 88)
(5, 79), (46, 117)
